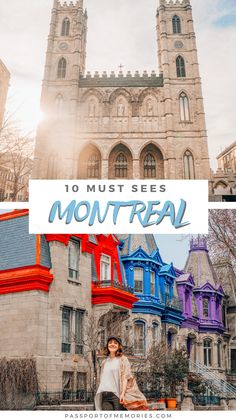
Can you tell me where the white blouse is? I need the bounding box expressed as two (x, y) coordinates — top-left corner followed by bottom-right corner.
(95, 357), (121, 410)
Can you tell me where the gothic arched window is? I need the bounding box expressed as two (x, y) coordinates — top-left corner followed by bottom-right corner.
(57, 58), (67, 79)
(87, 153), (100, 178)
(180, 92), (190, 121)
(183, 150), (195, 179)
(144, 153), (156, 178)
(172, 15), (181, 34)
(115, 153), (128, 178)
(61, 18), (70, 36)
(176, 56), (186, 78)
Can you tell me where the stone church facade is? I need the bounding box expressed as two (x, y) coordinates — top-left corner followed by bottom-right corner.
(33, 0), (211, 182)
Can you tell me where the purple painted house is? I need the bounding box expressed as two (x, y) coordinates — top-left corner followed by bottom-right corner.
(175, 237), (226, 371)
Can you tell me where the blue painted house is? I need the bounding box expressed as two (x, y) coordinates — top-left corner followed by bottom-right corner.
(118, 234), (184, 354)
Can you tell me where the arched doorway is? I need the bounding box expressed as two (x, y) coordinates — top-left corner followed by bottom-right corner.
(78, 145), (101, 179)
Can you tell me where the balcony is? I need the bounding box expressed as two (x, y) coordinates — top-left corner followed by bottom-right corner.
(161, 295), (184, 326)
(165, 296), (183, 311)
(92, 280), (138, 309)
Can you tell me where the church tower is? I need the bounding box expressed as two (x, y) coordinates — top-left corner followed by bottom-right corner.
(33, 0), (87, 179)
(156, 0), (210, 179)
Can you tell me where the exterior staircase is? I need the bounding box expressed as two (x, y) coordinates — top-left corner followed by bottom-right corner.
(189, 360), (236, 399)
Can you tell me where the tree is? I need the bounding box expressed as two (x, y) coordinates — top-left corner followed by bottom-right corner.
(0, 357), (39, 410)
(208, 209), (236, 299)
(208, 209), (236, 261)
(0, 122), (34, 201)
(163, 347), (189, 397)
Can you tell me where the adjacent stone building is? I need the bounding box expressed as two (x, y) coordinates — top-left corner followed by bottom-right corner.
(208, 142), (236, 201)
(32, 0), (211, 182)
(217, 142), (236, 174)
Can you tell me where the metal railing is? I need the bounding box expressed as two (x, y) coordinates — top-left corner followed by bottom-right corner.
(189, 360), (236, 399)
(36, 391), (94, 406)
(36, 389), (161, 406)
(165, 296), (183, 311)
(192, 395), (220, 406)
(93, 280), (133, 294)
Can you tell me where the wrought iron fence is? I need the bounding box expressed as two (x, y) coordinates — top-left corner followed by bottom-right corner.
(192, 395), (221, 406)
(36, 390), (94, 406)
(143, 390), (161, 400)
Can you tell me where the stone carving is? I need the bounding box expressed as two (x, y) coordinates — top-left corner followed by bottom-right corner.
(146, 99), (154, 116)
(88, 99), (96, 117)
(117, 101), (125, 117)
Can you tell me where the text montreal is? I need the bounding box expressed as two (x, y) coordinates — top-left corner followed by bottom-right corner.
(48, 200), (190, 229)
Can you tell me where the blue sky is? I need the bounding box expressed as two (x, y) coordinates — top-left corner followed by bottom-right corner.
(0, 0), (235, 169)
(155, 234), (190, 270)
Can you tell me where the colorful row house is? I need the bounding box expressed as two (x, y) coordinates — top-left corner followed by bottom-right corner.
(0, 210), (236, 399)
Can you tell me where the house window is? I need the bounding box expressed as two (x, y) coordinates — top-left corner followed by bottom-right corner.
(75, 310), (84, 355)
(61, 18), (70, 36)
(87, 153), (100, 178)
(172, 15), (181, 34)
(134, 321), (146, 356)
(217, 341), (221, 368)
(222, 304), (226, 327)
(91, 254), (98, 282)
(176, 56), (186, 78)
(77, 372), (87, 391)
(167, 331), (173, 348)
(144, 153), (156, 178)
(114, 262), (119, 284)
(134, 268), (143, 293)
(63, 371), (74, 400)
(180, 92), (190, 121)
(100, 254), (111, 282)
(115, 153), (128, 178)
(203, 340), (212, 366)
(62, 307), (72, 353)
(185, 291), (190, 315)
(152, 323), (158, 345)
(150, 271), (155, 295)
(183, 150), (195, 179)
(100, 329), (106, 349)
(231, 349), (236, 373)
(68, 238), (80, 280)
(57, 58), (67, 79)
(203, 298), (209, 317)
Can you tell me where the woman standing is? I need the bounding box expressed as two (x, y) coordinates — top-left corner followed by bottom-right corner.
(95, 336), (148, 411)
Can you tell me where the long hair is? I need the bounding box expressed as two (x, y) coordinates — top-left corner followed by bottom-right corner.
(104, 341), (123, 357)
